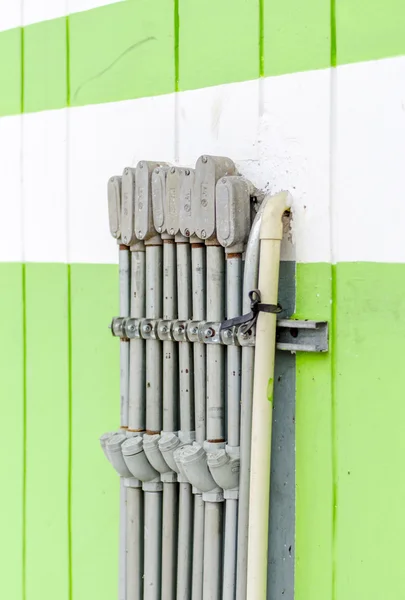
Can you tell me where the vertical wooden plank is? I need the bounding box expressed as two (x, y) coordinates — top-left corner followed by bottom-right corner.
(0, 264), (24, 600)
(295, 264), (333, 600)
(70, 263), (119, 600)
(25, 264), (69, 600)
(178, 0), (259, 91)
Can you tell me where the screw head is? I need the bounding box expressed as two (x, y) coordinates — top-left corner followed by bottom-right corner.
(123, 235), (128, 243)
(204, 327), (214, 338)
(201, 229), (206, 238)
(240, 332), (249, 340)
(139, 162), (144, 169)
(128, 324), (135, 332)
(184, 228), (190, 237)
(157, 226), (162, 233)
(154, 167), (160, 174)
(222, 178), (226, 184)
(185, 169), (190, 176)
(170, 167), (176, 174)
(202, 156), (208, 163)
(110, 177), (115, 183)
(224, 330), (232, 339)
(138, 230), (143, 239)
(161, 325), (168, 334)
(191, 327), (198, 335)
(142, 323), (152, 334)
(124, 168), (129, 175)
(169, 228), (175, 235)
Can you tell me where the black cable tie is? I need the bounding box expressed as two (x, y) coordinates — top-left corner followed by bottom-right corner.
(220, 289), (282, 332)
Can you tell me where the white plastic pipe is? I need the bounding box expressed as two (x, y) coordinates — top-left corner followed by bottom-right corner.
(246, 192), (291, 600)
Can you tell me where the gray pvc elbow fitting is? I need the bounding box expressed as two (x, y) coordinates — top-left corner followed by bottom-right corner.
(176, 444), (221, 496)
(99, 431), (117, 460)
(158, 432), (182, 473)
(207, 449), (240, 498)
(121, 436), (160, 482)
(105, 433), (133, 478)
(143, 433), (173, 475)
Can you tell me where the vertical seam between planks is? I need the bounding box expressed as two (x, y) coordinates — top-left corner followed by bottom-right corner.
(330, 0), (337, 597)
(67, 12), (72, 600)
(174, 0), (179, 92)
(67, 265), (73, 600)
(22, 264), (27, 600)
(174, 0), (180, 162)
(259, 0), (264, 77)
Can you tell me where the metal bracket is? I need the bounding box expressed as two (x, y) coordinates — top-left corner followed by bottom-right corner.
(276, 320), (328, 352)
(109, 317), (328, 352)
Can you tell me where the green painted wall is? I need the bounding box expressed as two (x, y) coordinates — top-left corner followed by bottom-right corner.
(0, 0), (404, 599)
(3, 261), (404, 599)
(0, 263), (119, 600)
(0, 0), (405, 116)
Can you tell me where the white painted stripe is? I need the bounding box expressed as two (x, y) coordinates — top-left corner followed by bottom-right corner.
(0, 0), (123, 31)
(68, 0), (124, 16)
(0, 116), (22, 261)
(68, 94), (175, 263)
(333, 57), (405, 263)
(1, 56), (404, 264)
(23, 0), (67, 27)
(0, 1), (21, 31)
(22, 110), (68, 262)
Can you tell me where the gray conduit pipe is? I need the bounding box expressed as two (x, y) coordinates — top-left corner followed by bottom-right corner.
(178, 165), (206, 600)
(160, 236), (179, 600)
(119, 240), (130, 600)
(136, 160), (165, 600)
(192, 155), (236, 600)
(202, 243), (226, 600)
(121, 166), (146, 600)
(176, 232), (195, 600)
(190, 240), (206, 600)
(151, 164), (181, 600)
(213, 175), (253, 600)
(106, 174), (130, 600)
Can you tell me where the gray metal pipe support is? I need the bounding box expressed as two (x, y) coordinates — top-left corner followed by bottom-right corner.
(235, 201), (265, 600)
